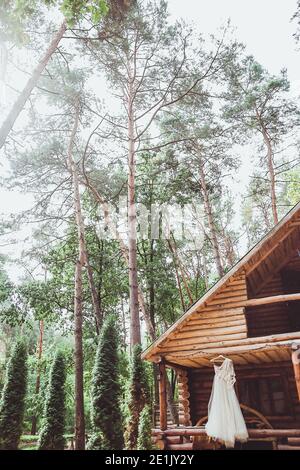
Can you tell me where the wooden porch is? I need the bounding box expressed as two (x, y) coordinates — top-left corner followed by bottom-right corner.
(151, 342), (300, 450)
(152, 426), (300, 450)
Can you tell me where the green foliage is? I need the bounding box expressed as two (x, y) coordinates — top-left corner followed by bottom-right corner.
(88, 315), (124, 450)
(286, 169), (300, 206)
(0, 339), (28, 449)
(0, 261), (26, 326)
(223, 55), (299, 144)
(125, 344), (150, 450)
(137, 405), (153, 450)
(0, 261), (11, 305)
(38, 350), (66, 450)
(0, 0), (110, 48)
(19, 281), (56, 321)
(61, 0), (109, 26)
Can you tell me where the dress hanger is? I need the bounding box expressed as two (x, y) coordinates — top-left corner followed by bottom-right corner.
(210, 354), (227, 364)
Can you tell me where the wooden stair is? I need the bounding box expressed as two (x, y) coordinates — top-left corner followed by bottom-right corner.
(153, 432), (300, 451)
(166, 436), (193, 451)
(152, 433), (193, 450)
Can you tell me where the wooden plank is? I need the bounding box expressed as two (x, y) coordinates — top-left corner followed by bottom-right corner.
(181, 318), (246, 330)
(229, 354), (249, 364)
(207, 293), (247, 306)
(212, 286), (247, 297)
(172, 358), (201, 368)
(165, 335), (300, 357)
(190, 307), (245, 321)
(173, 324), (247, 340)
(245, 292), (300, 307)
(164, 331), (247, 348)
(158, 361), (167, 431)
(152, 428), (300, 438)
(204, 300), (245, 310)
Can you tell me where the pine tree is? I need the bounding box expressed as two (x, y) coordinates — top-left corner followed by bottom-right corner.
(224, 56), (299, 226)
(0, 339), (27, 450)
(38, 350), (66, 450)
(125, 344), (150, 450)
(137, 405), (153, 450)
(88, 315), (124, 450)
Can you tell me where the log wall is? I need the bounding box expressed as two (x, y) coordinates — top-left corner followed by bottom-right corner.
(187, 361), (300, 429)
(246, 274), (291, 337)
(159, 273), (248, 355)
(177, 369), (192, 426)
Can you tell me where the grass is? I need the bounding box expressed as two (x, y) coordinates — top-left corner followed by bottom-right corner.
(19, 434), (75, 450)
(20, 435), (39, 442)
(21, 445), (38, 450)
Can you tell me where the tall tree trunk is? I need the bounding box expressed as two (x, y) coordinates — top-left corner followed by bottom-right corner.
(148, 240), (159, 407)
(0, 21), (67, 149)
(85, 261), (103, 333)
(30, 320), (44, 435)
(199, 160), (224, 278)
(67, 102), (85, 450)
(261, 126), (279, 225)
(168, 235), (194, 305)
(201, 252), (210, 291)
(127, 76), (141, 348)
(74, 259), (85, 450)
(67, 104), (103, 334)
(68, 100), (107, 448)
(80, 177), (156, 340)
(167, 239), (186, 311)
(223, 232), (236, 267)
(149, 240), (155, 329)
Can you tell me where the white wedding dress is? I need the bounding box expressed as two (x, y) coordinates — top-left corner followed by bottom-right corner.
(205, 358), (248, 448)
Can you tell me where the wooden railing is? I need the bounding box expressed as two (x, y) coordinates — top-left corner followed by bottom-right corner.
(152, 426), (300, 450)
(152, 427), (300, 438)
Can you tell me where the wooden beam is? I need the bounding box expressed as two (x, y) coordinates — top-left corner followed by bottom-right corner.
(292, 346), (300, 401)
(162, 333), (300, 355)
(245, 293), (300, 307)
(246, 227), (295, 274)
(250, 230), (300, 296)
(158, 360), (167, 431)
(152, 428), (300, 438)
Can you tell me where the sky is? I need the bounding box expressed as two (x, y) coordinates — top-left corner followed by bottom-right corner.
(0, 0), (299, 281)
(169, 0), (300, 237)
(170, 0), (299, 82)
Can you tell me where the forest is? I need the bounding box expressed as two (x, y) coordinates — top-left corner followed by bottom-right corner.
(0, 0), (300, 451)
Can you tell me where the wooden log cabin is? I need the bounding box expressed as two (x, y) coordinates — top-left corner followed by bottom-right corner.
(142, 202), (300, 450)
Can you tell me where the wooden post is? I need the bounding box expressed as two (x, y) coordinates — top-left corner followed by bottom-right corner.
(292, 345), (300, 401)
(158, 360), (167, 431)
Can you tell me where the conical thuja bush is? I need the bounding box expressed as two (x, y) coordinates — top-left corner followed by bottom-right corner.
(0, 339), (28, 450)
